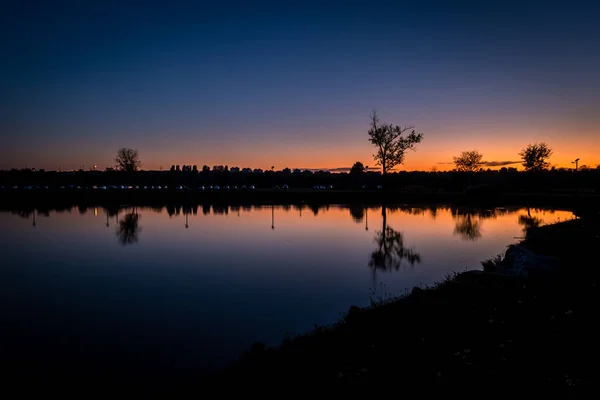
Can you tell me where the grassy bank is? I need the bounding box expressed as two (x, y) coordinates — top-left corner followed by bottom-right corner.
(218, 217), (599, 393)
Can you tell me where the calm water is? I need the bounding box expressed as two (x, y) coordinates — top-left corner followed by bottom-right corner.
(0, 204), (572, 375)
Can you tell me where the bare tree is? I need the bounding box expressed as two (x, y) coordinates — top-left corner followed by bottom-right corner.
(519, 142), (552, 171)
(368, 111), (423, 174)
(453, 150), (483, 172)
(115, 148), (141, 172)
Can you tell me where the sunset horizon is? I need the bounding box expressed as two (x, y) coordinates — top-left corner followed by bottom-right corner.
(2, 1), (599, 172)
(2, 0), (600, 390)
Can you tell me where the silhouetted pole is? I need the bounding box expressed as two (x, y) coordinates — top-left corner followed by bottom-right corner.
(572, 158), (581, 193)
(32, 209), (36, 227)
(365, 207), (369, 231)
(185, 212), (189, 229)
(106, 210), (109, 227)
(271, 205), (275, 230)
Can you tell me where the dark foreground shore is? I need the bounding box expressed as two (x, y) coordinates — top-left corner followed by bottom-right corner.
(215, 216), (599, 394)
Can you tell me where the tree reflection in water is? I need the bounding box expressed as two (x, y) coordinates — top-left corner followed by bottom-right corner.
(453, 214), (482, 241)
(518, 210), (542, 239)
(349, 205), (365, 223)
(369, 206), (421, 277)
(117, 209), (141, 246)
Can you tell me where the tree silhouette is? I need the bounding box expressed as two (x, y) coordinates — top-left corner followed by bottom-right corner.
(350, 161), (365, 174)
(368, 111), (423, 175)
(115, 148), (141, 172)
(453, 213), (482, 241)
(116, 210), (141, 245)
(519, 142), (552, 171)
(453, 150), (483, 172)
(369, 206), (421, 275)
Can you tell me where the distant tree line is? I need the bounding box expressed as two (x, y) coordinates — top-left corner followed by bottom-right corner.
(1, 112), (597, 194)
(2, 165), (599, 193)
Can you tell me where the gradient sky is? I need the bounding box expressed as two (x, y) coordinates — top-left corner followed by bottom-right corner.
(2, 0), (599, 171)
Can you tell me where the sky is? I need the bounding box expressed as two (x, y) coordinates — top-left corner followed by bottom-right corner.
(1, 0), (599, 171)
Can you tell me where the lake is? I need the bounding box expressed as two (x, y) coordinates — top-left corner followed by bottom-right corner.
(0, 204), (573, 378)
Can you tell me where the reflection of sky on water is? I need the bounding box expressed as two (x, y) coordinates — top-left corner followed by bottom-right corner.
(0, 205), (573, 373)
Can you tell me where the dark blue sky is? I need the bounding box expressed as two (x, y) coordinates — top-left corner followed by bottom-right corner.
(2, 0), (599, 170)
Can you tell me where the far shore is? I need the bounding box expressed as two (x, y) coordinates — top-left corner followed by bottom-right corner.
(1, 187), (599, 211)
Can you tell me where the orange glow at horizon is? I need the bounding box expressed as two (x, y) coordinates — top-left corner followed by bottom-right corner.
(3, 123), (599, 172)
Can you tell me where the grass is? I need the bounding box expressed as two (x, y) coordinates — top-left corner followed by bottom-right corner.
(216, 217), (600, 394)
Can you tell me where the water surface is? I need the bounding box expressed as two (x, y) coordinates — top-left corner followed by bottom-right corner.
(0, 204), (572, 375)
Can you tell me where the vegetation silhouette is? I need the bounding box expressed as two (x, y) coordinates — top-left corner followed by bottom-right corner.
(115, 148), (141, 172)
(454, 150), (484, 173)
(367, 111), (423, 176)
(116, 209), (141, 245)
(454, 150), (483, 187)
(350, 161), (365, 175)
(368, 206), (421, 279)
(4, 153), (600, 199)
(519, 142), (552, 171)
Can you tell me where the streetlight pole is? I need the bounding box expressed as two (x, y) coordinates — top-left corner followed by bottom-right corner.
(572, 158), (580, 193)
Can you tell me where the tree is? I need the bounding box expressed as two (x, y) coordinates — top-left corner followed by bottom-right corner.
(368, 111), (423, 174)
(453, 150), (483, 172)
(519, 142), (552, 171)
(350, 161), (365, 174)
(115, 148), (141, 172)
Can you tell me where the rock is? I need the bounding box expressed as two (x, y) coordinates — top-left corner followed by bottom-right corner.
(500, 244), (560, 276)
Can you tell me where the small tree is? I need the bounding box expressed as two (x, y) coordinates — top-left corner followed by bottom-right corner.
(368, 111), (423, 174)
(453, 150), (483, 172)
(350, 161), (365, 174)
(519, 142), (552, 171)
(115, 148), (141, 172)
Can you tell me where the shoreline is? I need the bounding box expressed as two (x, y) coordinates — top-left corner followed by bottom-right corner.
(215, 216), (599, 392)
(1, 189), (598, 210)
